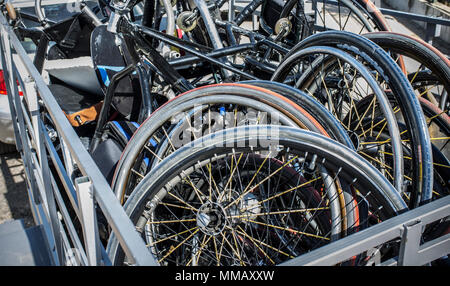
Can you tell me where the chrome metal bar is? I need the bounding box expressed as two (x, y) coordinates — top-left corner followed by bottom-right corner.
(139, 25), (258, 79)
(193, 0), (232, 79)
(51, 173), (89, 266)
(228, 0), (235, 22)
(41, 120), (80, 215)
(75, 177), (101, 266)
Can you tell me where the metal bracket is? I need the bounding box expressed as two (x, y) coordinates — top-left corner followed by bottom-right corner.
(75, 177), (102, 266)
(398, 220), (423, 266)
(107, 12), (122, 34)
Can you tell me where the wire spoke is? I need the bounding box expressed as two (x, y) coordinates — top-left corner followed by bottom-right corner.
(241, 218), (330, 241)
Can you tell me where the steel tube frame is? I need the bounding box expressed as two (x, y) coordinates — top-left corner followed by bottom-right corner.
(312, 0), (450, 44)
(138, 24), (258, 80)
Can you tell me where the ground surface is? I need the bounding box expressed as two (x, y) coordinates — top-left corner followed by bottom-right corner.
(0, 151), (34, 227)
(380, 0), (450, 55)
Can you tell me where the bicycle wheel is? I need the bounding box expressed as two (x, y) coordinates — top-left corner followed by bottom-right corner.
(106, 125), (408, 266)
(109, 84), (362, 262)
(271, 45), (404, 193)
(419, 97), (450, 194)
(262, 0), (390, 43)
(365, 32), (450, 112)
(241, 80), (362, 231)
(420, 96), (450, 152)
(277, 31), (433, 208)
(416, 97), (450, 245)
(112, 83), (354, 206)
(342, 93), (449, 203)
(241, 80), (355, 148)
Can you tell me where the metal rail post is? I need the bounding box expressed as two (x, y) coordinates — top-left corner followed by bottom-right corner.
(280, 196), (450, 266)
(398, 220), (423, 266)
(75, 177), (102, 266)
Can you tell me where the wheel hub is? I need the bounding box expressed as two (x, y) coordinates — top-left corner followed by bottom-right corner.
(196, 202), (227, 236)
(228, 193), (262, 224)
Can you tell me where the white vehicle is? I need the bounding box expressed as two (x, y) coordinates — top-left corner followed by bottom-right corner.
(0, 69), (17, 153)
(0, 28), (34, 154)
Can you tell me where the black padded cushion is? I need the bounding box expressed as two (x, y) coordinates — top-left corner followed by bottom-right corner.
(48, 84), (102, 115)
(91, 138), (123, 184)
(91, 121), (140, 184)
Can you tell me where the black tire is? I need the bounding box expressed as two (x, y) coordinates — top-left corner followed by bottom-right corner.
(271, 45), (404, 194)
(106, 125), (408, 265)
(275, 31), (433, 208)
(419, 97), (450, 184)
(365, 31), (450, 110)
(111, 83), (354, 204)
(240, 80), (355, 149)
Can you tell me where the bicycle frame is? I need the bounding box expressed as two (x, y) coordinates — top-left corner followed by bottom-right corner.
(15, 0), (365, 154)
(85, 0), (305, 151)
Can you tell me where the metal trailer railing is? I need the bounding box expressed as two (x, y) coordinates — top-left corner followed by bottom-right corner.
(231, 0), (450, 46)
(280, 195), (450, 266)
(0, 11), (156, 266)
(313, 0), (450, 45)
(1, 0), (449, 267)
(377, 6), (450, 44)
